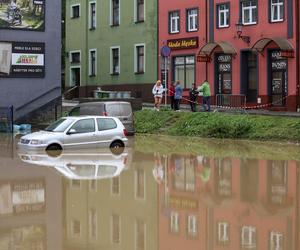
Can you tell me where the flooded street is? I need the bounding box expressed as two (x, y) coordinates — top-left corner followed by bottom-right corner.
(0, 133), (300, 250)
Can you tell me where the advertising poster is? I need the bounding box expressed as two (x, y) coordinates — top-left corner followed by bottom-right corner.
(0, 0), (45, 31)
(0, 41), (45, 77)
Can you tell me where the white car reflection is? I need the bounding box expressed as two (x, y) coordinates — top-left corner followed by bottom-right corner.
(18, 149), (131, 180)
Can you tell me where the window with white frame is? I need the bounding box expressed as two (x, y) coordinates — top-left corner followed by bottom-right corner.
(217, 222), (230, 245)
(271, 0), (284, 22)
(89, 2), (96, 29)
(270, 231), (283, 250)
(187, 8), (198, 32)
(187, 215), (198, 238)
(241, 226), (257, 249)
(110, 47), (120, 74)
(135, 44), (145, 73)
(89, 49), (96, 76)
(136, 0), (144, 22)
(169, 11), (180, 33)
(71, 4), (80, 18)
(111, 0), (119, 26)
(242, 0), (257, 25)
(170, 212), (179, 233)
(217, 3), (230, 28)
(70, 51), (81, 63)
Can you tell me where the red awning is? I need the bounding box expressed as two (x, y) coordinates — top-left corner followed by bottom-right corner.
(252, 37), (294, 52)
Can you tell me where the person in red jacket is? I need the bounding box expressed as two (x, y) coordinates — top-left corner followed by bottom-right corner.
(168, 82), (175, 110)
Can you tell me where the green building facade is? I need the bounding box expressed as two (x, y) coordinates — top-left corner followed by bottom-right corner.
(65, 0), (158, 100)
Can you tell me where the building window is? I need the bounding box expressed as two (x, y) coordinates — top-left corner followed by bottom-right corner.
(89, 49), (96, 76)
(136, 169), (145, 199)
(186, 8), (198, 32)
(111, 0), (119, 26)
(110, 47), (120, 74)
(71, 220), (81, 237)
(270, 231), (283, 250)
(169, 11), (180, 33)
(241, 226), (256, 249)
(71, 4), (80, 18)
(217, 3), (230, 28)
(187, 215), (198, 238)
(89, 2), (96, 29)
(241, 0), (257, 25)
(112, 176), (120, 194)
(136, 0), (144, 22)
(136, 219), (146, 250)
(173, 56), (195, 89)
(112, 214), (120, 243)
(70, 51), (81, 63)
(170, 211), (179, 234)
(135, 44), (145, 73)
(270, 0), (284, 22)
(89, 209), (97, 239)
(217, 222), (230, 245)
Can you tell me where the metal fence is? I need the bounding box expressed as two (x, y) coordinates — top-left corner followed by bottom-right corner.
(215, 94), (246, 111)
(0, 106), (14, 133)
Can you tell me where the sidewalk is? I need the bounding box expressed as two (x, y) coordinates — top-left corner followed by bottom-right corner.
(142, 102), (300, 117)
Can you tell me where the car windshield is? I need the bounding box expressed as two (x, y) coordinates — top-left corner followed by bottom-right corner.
(44, 118), (75, 132)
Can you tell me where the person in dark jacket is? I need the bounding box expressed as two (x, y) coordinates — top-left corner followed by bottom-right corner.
(174, 81), (182, 111)
(168, 81), (176, 110)
(189, 83), (198, 112)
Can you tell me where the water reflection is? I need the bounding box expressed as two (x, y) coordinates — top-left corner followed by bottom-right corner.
(0, 133), (299, 250)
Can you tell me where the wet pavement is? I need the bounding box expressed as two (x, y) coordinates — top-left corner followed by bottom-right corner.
(0, 133), (299, 250)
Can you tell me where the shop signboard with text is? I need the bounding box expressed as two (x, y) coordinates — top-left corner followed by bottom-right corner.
(0, 41), (45, 78)
(0, 0), (45, 31)
(167, 37), (198, 50)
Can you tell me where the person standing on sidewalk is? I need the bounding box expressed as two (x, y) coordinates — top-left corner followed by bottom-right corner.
(152, 80), (164, 111)
(189, 83), (198, 112)
(198, 80), (211, 112)
(174, 81), (182, 111)
(168, 81), (176, 110)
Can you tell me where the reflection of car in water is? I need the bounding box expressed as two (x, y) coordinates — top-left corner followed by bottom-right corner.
(18, 148), (132, 180)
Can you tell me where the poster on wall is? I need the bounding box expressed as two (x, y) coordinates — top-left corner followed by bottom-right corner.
(0, 0), (45, 31)
(0, 41), (45, 78)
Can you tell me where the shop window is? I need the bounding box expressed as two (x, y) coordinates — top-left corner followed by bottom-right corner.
(217, 222), (230, 245)
(241, 0), (257, 25)
(270, 231), (283, 250)
(187, 215), (198, 238)
(71, 4), (80, 18)
(186, 8), (198, 32)
(217, 3), (230, 28)
(111, 0), (119, 26)
(270, 0), (284, 22)
(89, 49), (96, 76)
(89, 2), (96, 29)
(173, 56), (195, 89)
(135, 44), (145, 73)
(169, 11), (180, 33)
(136, 0), (144, 22)
(241, 226), (256, 249)
(110, 47), (120, 74)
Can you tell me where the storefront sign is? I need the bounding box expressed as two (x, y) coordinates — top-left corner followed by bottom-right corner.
(217, 54), (231, 62)
(169, 196), (198, 209)
(272, 61), (287, 70)
(167, 37), (198, 50)
(0, 0), (45, 31)
(219, 63), (231, 72)
(0, 41), (45, 78)
(197, 55), (211, 62)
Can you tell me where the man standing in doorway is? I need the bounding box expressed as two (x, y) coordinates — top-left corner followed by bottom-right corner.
(198, 80), (211, 112)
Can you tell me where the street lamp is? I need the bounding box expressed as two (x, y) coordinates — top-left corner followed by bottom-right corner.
(235, 22), (251, 45)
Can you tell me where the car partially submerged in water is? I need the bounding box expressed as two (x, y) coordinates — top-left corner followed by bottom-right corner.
(18, 116), (128, 154)
(18, 148), (131, 180)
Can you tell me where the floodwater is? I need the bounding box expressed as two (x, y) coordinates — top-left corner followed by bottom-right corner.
(0, 133), (300, 250)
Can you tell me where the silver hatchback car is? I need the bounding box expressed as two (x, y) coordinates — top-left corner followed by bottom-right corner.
(18, 116), (128, 152)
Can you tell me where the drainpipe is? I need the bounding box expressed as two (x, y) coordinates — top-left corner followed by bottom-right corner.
(296, 0), (300, 111)
(205, 0), (208, 80)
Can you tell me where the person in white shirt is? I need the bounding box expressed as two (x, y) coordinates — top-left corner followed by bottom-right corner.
(152, 80), (164, 111)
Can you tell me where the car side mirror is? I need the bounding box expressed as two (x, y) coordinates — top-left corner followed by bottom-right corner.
(67, 128), (76, 135)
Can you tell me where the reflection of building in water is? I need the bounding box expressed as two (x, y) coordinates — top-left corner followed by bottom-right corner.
(0, 155), (63, 250)
(63, 152), (158, 250)
(159, 154), (300, 250)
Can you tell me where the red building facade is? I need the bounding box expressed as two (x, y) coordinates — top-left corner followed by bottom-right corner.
(158, 0), (300, 111)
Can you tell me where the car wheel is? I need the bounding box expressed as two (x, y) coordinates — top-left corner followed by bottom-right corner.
(110, 141), (124, 155)
(46, 144), (62, 157)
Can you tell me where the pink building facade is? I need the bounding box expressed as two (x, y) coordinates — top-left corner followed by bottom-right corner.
(158, 0), (300, 111)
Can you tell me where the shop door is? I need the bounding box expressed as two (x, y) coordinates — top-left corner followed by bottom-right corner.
(271, 71), (286, 106)
(246, 53), (258, 102)
(70, 67), (80, 98)
(215, 54), (232, 95)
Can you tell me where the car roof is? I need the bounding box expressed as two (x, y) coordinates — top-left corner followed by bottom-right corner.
(77, 101), (131, 106)
(61, 115), (119, 120)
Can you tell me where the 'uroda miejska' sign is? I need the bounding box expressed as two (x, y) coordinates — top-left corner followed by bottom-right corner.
(167, 37), (199, 50)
